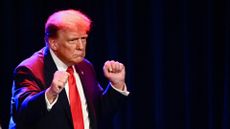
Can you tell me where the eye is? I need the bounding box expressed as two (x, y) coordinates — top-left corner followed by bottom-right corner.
(68, 36), (87, 44)
(81, 37), (87, 40)
(80, 37), (87, 43)
(68, 38), (79, 44)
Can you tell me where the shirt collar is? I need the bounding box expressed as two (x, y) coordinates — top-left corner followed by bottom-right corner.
(49, 49), (68, 71)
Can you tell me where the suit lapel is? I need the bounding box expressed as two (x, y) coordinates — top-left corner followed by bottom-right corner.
(43, 47), (73, 126)
(43, 47), (57, 87)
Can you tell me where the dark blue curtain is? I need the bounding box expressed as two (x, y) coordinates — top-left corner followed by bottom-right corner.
(0, 0), (229, 129)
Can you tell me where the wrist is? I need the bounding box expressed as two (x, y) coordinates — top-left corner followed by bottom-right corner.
(111, 81), (125, 90)
(46, 87), (58, 104)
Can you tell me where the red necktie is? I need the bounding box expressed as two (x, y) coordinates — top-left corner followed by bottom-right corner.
(67, 66), (84, 129)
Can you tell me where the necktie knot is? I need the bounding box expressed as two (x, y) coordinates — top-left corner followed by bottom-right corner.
(67, 66), (74, 74)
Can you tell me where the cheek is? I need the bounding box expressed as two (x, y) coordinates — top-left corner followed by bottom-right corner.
(60, 47), (73, 56)
(64, 45), (75, 52)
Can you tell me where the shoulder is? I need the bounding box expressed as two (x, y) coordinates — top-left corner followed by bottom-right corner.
(76, 58), (94, 69)
(16, 47), (46, 70)
(13, 47), (48, 86)
(75, 58), (96, 74)
(14, 48), (47, 78)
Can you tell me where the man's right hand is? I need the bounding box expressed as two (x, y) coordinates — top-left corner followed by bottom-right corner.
(46, 71), (69, 104)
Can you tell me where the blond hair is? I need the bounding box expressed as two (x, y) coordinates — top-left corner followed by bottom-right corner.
(45, 9), (91, 40)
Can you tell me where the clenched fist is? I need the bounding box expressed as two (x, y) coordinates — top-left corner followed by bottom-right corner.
(103, 60), (126, 90)
(46, 71), (69, 103)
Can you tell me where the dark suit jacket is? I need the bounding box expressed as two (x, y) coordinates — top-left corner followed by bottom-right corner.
(9, 47), (127, 129)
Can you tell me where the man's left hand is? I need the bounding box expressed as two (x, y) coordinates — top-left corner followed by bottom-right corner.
(103, 60), (126, 90)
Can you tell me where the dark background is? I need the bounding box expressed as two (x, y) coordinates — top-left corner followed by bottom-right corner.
(0, 0), (230, 129)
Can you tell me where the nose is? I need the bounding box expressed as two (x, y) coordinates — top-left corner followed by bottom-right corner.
(77, 39), (84, 50)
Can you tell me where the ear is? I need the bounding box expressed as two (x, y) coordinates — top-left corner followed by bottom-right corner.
(49, 38), (58, 50)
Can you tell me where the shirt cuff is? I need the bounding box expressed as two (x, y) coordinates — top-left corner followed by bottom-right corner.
(110, 82), (130, 96)
(45, 90), (59, 111)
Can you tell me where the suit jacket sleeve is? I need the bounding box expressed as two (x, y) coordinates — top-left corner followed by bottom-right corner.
(79, 60), (128, 128)
(11, 65), (48, 129)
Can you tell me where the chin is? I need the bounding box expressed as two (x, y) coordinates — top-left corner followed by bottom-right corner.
(74, 58), (84, 64)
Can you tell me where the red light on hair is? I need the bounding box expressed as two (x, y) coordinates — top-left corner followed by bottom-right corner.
(45, 9), (91, 38)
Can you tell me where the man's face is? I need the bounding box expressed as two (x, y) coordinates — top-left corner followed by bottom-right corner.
(50, 29), (88, 66)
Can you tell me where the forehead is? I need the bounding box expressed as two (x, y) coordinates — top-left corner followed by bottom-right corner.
(57, 29), (88, 38)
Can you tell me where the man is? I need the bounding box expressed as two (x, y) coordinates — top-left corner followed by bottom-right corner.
(9, 9), (129, 129)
